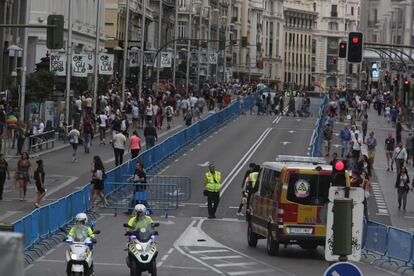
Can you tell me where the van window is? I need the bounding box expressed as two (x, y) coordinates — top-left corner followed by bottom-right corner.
(286, 173), (331, 205)
(259, 169), (280, 198)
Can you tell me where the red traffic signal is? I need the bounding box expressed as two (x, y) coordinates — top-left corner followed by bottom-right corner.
(338, 41), (347, 58)
(347, 32), (363, 63)
(404, 80), (411, 85)
(394, 77), (399, 81)
(335, 161), (344, 171)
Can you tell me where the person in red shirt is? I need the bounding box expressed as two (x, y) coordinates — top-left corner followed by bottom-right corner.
(129, 131), (141, 159)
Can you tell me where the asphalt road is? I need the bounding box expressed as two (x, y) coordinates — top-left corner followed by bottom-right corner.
(24, 103), (400, 276)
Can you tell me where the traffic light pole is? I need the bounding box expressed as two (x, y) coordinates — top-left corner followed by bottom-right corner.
(66, 0), (73, 126)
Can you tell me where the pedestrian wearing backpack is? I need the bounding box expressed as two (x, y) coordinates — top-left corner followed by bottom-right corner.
(340, 124), (352, 157)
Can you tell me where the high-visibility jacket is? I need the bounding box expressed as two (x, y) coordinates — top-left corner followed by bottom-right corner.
(249, 172), (259, 189)
(205, 171), (222, 192)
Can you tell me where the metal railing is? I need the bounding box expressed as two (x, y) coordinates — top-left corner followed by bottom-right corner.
(28, 130), (56, 153)
(11, 89), (260, 253)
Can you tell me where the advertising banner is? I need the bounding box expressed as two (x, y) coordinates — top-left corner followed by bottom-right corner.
(72, 54), (88, 77)
(160, 52), (172, 68)
(50, 53), (66, 76)
(98, 54), (114, 75)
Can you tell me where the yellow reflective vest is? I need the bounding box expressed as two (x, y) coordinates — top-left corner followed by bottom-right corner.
(205, 171), (222, 192)
(249, 171), (259, 189)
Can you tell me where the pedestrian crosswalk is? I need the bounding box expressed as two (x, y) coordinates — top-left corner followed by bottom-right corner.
(182, 246), (277, 276)
(371, 182), (389, 216)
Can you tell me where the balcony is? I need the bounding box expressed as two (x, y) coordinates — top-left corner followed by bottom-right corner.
(330, 11), (338, 17)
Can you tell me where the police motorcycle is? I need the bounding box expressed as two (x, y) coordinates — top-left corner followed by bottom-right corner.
(65, 214), (100, 276)
(123, 222), (160, 276)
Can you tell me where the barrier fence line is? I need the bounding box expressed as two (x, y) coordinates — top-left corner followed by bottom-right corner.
(12, 90), (260, 251)
(310, 95), (328, 157)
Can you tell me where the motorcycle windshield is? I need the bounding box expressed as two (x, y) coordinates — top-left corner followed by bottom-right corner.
(136, 225), (152, 242)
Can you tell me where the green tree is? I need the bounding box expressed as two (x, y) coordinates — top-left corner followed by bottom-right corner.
(27, 70), (56, 103)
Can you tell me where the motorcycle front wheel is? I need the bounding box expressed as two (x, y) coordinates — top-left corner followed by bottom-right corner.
(150, 259), (157, 276)
(130, 259), (141, 276)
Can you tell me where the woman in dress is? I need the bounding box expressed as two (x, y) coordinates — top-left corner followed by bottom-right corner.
(91, 155), (108, 208)
(16, 152), (32, 201)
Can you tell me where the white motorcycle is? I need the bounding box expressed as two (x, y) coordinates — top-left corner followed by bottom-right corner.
(124, 223), (159, 276)
(65, 227), (100, 276)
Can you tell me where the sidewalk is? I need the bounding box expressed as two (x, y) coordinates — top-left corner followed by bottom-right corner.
(327, 107), (414, 231)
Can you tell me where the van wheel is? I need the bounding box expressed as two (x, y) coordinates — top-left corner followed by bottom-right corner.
(266, 230), (279, 256)
(247, 224), (258, 247)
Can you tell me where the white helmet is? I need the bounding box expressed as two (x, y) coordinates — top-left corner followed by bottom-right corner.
(134, 204), (146, 214)
(75, 213), (88, 224)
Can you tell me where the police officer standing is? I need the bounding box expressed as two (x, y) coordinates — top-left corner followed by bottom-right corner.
(204, 163), (222, 219)
(246, 165), (260, 209)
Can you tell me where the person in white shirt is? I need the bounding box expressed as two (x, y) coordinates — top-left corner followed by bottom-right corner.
(351, 132), (362, 162)
(97, 112), (108, 145)
(38, 120), (45, 134)
(132, 104), (139, 129)
(113, 131), (127, 166)
(394, 143), (408, 174)
(68, 128), (81, 162)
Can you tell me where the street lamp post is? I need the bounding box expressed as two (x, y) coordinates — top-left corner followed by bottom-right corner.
(138, 0), (147, 99)
(185, 1), (193, 96)
(93, 0), (101, 114)
(156, 0), (163, 94)
(65, 0), (73, 125)
(19, 0), (30, 123)
(206, 7), (211, 82)
(121, 0), (130, 105)
(172, 0), (178, 88)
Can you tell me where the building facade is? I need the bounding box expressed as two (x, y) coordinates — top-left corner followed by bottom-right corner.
(283, 0), (316, 90)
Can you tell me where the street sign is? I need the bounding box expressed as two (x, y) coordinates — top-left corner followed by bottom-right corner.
(324, 262), (363, 276)
(325, 187), (364, 262)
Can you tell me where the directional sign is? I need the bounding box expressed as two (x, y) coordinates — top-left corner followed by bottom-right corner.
(280, 142), (291, 145)
(324, 262), (363, 276)
(325, 187), (364, 262)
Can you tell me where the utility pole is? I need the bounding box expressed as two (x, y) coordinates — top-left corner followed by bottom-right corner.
(172, 0), (178, 87)
(138, 0), (147, 99)
(93, 0), (101, 114)
(186, 1), (193, 96)
(19, 0), (30, 123)
(156, 0), (162, 94)
(196, 9), (201, 94)
(121, 0), (130, 105)
(65, 0), (73, 125)
(207, 8), (211, 82)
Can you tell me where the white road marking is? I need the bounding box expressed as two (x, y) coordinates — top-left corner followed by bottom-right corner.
(190, 148), (194, 151)
(198, 161), (210, 167)
(0, 211), (22, 221)
(161, 265), (208, 271)
(214, 262), (256, 268)
(280, 141), (291, 145)
(46, 176), (79, 197)
(168, 248), (174, 254)
(190, 249), (229, 254)
(201, 255), (242, 260)
(220, 128), (272, 196)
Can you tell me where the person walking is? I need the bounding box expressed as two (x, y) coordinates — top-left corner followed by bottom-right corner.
(203, 163), (222, 219)
(132, 103), (139, 129)
(16, 152), (32, 201)
(323, 122), (333, 157)
(361, 114), (368, 143)
(143, 121), (158, 150)
(68, 128), (81, 163)
(127, 160), (148, 212)
(16, 122), (27, 156)
(129, 131), (141, 159)
(393, 142), (407, 174)
(340, 124), (352, 157)
(97, 111), (108, 145)
(91, 155), (108, 208)
(351, 132), (362, 163)
(395, 166), (411, 210)
(34, 159), (46, 208)
(236, 163), (255, 216)
(366, 131), (377, 167)
(406, 132), (414, 166)
(82, 117), (94, 154)
(396, 118), (402, 144)
(165, 104), (174, 129)
(385, 133), (396, 171)
(113, 131), (127, 166)
(0, 154), (10, 200)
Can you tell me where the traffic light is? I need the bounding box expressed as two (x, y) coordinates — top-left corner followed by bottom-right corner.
(338, 41), (347, 58)
(332, 198), (353, 256)
(347, 32), (363, 63)
(332, 160), (346, 187)
(47, 15), (64, 49)
(404, 79), (411, 92)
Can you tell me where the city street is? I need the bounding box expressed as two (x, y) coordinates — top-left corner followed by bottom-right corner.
(24, 105), (398, 276)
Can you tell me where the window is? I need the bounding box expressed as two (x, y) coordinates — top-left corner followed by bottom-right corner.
(178, 0), (185, 8)
(351, 6), (354, 16)
(259, 169), (280, 199)
(329, 22), (338, 31)
(177, 21), (186, 38)
(286, 173), (332, 206)
(331, 5), (338, 17)
(105, 22), (114, 26)
(313, 2), (316, 12)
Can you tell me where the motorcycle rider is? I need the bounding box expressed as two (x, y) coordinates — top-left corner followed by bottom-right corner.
(126, 204), (156, 232)
(67, 213), (95, 243)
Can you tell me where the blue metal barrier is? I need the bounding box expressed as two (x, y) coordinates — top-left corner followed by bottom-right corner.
(310, 95), (328, 157)
(380, 228), (412, 270)
(363, 221), (388, 260)
(12, 91), (259, 251)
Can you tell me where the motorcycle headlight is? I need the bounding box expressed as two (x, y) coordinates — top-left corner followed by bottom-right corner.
(71, 253), (78, 260)
(135, 244), (143, 251)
